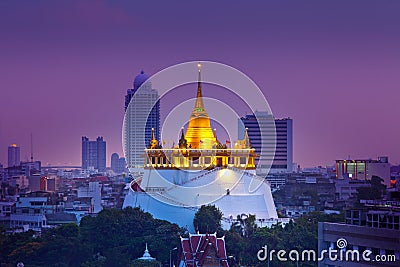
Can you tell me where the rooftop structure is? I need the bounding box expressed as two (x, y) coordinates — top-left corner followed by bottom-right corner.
(138, 243), (156, 261)
(144, 63), (257, 171)
(179, 233), (228, 267)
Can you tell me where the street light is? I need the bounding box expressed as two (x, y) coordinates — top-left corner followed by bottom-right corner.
(170, 247), (177, 267)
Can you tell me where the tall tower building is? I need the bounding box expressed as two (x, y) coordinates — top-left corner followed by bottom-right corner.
(111, 153), (119, 172)
(111, 153), (126, 174)
(124, 71), (160, 169)
(82, 136), (106, 172)
(239, 112), (293, 174)
(8, 143), (21, 167)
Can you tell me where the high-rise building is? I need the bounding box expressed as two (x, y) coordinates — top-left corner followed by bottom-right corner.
(8, 143), (20, 167)
(82, 136), (106, 172)
(124, 70), (160, 169)
(111, 153), (119, 172)
(111, 153), (126, 174)
(239, 112), (293, 174)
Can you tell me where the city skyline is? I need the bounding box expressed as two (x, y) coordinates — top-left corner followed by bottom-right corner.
(1, 1), (399, 167)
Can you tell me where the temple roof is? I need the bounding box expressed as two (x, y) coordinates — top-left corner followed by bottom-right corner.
(180, 233), (228, 267)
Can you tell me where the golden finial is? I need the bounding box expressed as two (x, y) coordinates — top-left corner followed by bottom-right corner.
(197, 62), (202, 71)
(150, 128), (158, 149)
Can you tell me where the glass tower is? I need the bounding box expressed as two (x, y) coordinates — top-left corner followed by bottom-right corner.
(8, 144), (20, 167)
(124, 71), (160, 169)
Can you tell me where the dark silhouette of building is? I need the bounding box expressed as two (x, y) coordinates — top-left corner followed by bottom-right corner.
(82, 136), (106, 172)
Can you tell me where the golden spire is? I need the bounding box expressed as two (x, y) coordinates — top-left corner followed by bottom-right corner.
(184, 62), (216, 149)
(244, 127), (251, 148)
(149, 128), (158, 149)
(195, 63), (205, 111)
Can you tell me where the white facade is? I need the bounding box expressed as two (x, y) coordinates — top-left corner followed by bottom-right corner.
(77, 182), (103, 213)
(123, 168), (278, 232)
(9, 213), (47, 232)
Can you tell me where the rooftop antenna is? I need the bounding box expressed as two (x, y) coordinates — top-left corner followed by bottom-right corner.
(30, 133), (33, 162)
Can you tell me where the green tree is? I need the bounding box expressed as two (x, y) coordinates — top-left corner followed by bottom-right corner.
(0, 230), (37, 265)
(193, 205), (222, 234)
(225, 212), (343, 267)
(357, 175), (386, 200)
(80, 207), (180, 266)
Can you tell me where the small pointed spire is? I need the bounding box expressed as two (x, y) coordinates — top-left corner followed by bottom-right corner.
(244, 127), (251, 148)
(181, 127), (185, 139)
(179, 127), (188, 149)
(149, 128), (158, 148)
(197, 62), (202, 93)
(194, 62), (205, 111)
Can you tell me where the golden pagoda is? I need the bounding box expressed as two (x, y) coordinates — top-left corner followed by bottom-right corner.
(184, 63), (216, 149)
(145, 63), (257, 170)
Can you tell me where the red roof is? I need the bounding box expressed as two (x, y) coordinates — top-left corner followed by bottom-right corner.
(179, 233), (229, 267)
(131, 182), (144, 192)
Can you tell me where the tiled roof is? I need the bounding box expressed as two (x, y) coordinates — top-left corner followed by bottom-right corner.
(180, 233), (229, 267)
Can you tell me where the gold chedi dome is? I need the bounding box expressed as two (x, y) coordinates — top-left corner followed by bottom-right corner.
(184, 63), (216, 149)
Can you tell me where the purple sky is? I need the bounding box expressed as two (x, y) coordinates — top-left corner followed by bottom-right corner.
(0, 0), (399, 168)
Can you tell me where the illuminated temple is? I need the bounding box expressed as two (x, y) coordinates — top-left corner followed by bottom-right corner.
(123, 64), (279, 231)
(145, 63), (256, 170)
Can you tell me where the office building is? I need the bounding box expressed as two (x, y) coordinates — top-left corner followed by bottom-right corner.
(336, 156), (391, 187)
(20, 161), (41, 176)
(28, 174), (45, 192)
(77, 182), (103, 213)
(82, 136), (106, 172)
(111, 153), (126, 174)
(239, 112), (293, 174)
(124, 70), (160, 169)
(8, 144), (20, 167)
